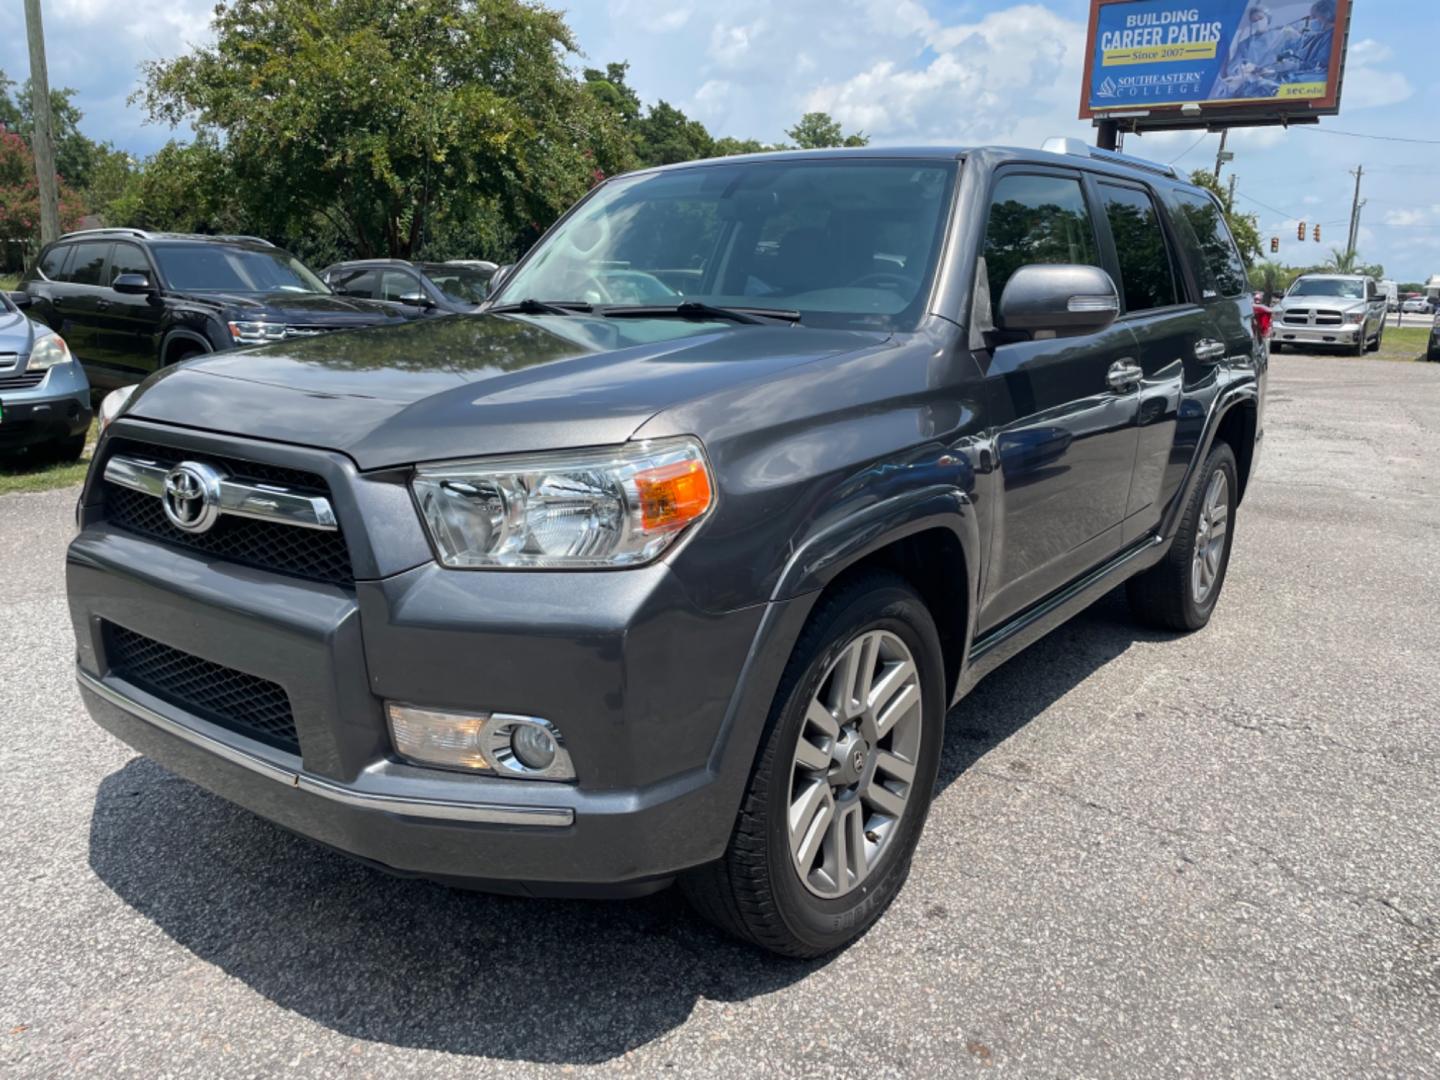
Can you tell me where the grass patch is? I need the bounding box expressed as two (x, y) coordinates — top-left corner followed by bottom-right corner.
(1377, 325), (1434, 362)
(0, 273), (19, 292)
(0, 419), (98, 496)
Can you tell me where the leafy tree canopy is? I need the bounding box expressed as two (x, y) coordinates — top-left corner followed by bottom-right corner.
(786, 112), (867, 150)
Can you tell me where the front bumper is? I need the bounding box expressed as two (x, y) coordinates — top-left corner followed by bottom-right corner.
(0, 362), (91, 450)
(69, 520), (802, 894)
(1273, 321), (1364, 347)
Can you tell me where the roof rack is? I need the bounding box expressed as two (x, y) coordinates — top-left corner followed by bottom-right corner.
(1041, 137), (1179, 180)
(58, 227), (153, 241)
(207, 234), (275, 247)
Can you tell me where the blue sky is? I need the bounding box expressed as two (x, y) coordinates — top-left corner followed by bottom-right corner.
(3, 0), (1437, 279)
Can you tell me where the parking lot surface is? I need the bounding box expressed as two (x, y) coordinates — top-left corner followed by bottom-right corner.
(2, 353), (1437, 1078)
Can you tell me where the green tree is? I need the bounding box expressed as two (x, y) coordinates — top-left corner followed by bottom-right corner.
(786, 111), (867, 150)
(1248, 259), (1292, 301)
(0, 128), (87, 242)
(1187, 170), (1261, 265)
(582, 62), (643, 128)
(137, 0), (631, 258)
(713, 136), (776, 157)
(0, 71), (102, 191)
(633, 100), (714, 167)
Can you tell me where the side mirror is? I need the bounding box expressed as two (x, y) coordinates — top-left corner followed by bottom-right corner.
(996, 264), (1120, 338)
(8, 290), (33, 308)
(112, 273), (154, 295)
(397, 292), (435, 309)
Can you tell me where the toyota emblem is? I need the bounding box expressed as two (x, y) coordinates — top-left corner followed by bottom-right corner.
(162, 461), (225, 534)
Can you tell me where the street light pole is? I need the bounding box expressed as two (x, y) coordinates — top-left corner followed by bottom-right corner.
(23, 0), (61, 246)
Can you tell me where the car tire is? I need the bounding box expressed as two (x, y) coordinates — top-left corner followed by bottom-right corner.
(681, 571), (945, 957)
(48, 432), (87, 463)
(1127, 441), (1239, 633)
(1351, 333), (1366, 357)
(1367, 326), (1382, 353)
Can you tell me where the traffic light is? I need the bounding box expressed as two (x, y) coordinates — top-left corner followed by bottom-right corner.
(1297, 221), (1306, 241)
(1313, 224), (1321, 243)
(1271, 236), (1280, 254)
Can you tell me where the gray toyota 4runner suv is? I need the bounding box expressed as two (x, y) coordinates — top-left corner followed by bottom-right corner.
(69, 139), (1264, 957)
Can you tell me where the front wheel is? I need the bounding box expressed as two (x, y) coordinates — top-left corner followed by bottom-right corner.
(1367, 325), (1382, 353)
(1127, 442), (1239, 632)
(682, 572), (945, 957)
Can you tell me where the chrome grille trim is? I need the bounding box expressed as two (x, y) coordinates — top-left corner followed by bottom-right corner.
(104, 454), (339, 532)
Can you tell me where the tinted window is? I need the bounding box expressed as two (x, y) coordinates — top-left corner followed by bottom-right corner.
(379, 270), (422, 302)
(421, 265), (492, 304)
(39, 245), (71, 280)
(68, 242), (111, 287)
(150, 245), (327, 294)
(982, 173), (1101, 321)
(108, 243), (152, 285)
(330, 268), (379, 299)
(1170, 191), (1247, 299)
(1100, 184), (1179, 313)
(497, 160), (957, 330)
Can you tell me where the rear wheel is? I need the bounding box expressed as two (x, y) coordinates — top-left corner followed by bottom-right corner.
(682, 572), (944, 957)
(1127, 442), (1238, 632)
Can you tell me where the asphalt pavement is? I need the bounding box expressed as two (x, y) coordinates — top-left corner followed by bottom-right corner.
(1, 353), (1437, 1078)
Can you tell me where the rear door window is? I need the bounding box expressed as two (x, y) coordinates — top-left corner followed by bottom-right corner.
(68, 242), (112, 287)
(379, 270), (422, 302)
(1099, 183), (1180, 313)
(330, 269), (379, 300)
(1168, 191), (1247, 299)
(982, 173), (1102, 321)
(107, 242), (152, 286)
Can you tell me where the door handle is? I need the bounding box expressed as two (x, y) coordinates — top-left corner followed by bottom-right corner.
(1194, 338), (1226, 362)
(1106, 359), (1143, 392)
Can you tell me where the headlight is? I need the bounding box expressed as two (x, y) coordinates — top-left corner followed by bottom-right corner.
(98, 385), (138, 433)
(26, 330), (71, 372)
(412, 438), (714, 568)
(228, 320), (288, 345)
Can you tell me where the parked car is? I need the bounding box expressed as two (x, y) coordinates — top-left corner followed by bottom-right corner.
(69, 139), (1265, 957)
(1401, 297), (1432, 315)
(0, 290), (92, 459)
(19, 229), (417, 391)
(322, 259), (498, 314)
(1429, 313), (1440, 361)
(1271, 274), (1386, 355)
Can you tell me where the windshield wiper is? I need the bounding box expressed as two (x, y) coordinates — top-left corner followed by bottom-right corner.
(487, 298), (593, 316)
(601, 302), (801, 325)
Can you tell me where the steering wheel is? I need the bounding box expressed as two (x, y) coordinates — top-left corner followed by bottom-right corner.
(848, 271), (918, 293)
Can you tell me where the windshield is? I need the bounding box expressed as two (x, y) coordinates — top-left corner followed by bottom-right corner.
(421, 264), (493, 304)
(152, 244), (329, 295)
(493, 159), (958, 330)
(1288, 277), (1365, 299)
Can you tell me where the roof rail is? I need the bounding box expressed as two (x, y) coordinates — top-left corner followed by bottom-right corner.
(58, 227), (153, 241)
(208, 234), (275, 247)
(1041, 137), (1179, 180)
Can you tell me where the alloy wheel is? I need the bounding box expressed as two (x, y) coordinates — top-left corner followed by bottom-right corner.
(1191, 469), (1229, 604)
(787, 630), (923, 899)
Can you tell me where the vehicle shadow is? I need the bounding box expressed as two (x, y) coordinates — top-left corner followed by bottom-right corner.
(87, 588), (1168, 1064)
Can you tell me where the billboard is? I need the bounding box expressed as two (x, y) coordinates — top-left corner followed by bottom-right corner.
(1080, 0), (1351, 124)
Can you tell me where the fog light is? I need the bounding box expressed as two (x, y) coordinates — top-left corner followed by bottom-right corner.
(385, 703), (575, 781)
(484, 715), (575, 781)
(511, 724), (557, 770)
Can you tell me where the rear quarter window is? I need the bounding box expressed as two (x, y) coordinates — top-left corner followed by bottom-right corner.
(1167, 189), (1247, 299)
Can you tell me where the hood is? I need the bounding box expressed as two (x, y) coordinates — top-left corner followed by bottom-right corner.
(126, 312), (888, 469)
(171, 289), (416, 326)
(0, 310), (49, 366)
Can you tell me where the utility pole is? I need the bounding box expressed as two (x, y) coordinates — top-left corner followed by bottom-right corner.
(23, 0), (60, 246)
(1213, 128), (1229, 181)
(1226, 172), (1237, 209)
(1345, 165), (1365, 261)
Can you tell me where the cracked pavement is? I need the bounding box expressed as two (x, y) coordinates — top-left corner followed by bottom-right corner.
(1, 353), (1437, 1078)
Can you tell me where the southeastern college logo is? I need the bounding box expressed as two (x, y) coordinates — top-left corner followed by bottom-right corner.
(1097, 76), (1119, 98)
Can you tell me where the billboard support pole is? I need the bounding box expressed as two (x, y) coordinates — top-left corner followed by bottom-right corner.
(1096, 120), (1118, 151)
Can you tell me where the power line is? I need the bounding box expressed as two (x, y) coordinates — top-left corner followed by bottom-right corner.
(1235, 190), (1302, 221)
(1167, 131), (1211, 165)
(1300, 127), (1440, 147)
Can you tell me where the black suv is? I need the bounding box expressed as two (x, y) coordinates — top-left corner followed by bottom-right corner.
(20, 229), (414, 391)
(68, 141), (1264, 957)
(322, 258), (498, 314)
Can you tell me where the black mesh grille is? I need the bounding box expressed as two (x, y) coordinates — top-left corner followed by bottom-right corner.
(100, 439), (354, 586)
(105, 623), (299, 753)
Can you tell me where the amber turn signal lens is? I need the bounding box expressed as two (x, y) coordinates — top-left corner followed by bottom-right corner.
(636, 459), (713, 531)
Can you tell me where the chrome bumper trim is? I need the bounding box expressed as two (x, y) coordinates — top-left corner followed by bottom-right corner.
(103, 454), (339, 532)
(77, 669), (575, 828)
